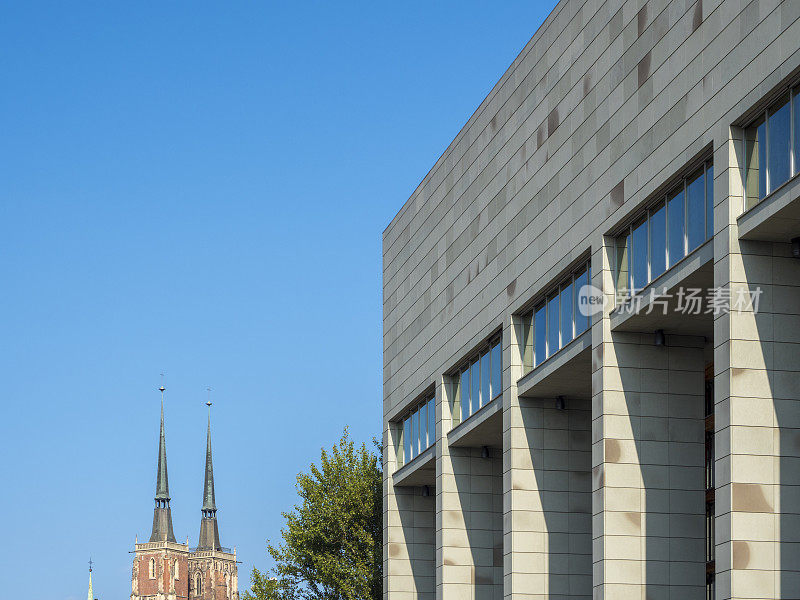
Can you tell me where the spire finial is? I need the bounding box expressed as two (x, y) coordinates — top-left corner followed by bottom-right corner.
(89, 557), (93, 573)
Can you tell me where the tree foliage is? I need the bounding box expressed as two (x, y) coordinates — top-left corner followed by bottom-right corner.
(246, 429), (382, 600)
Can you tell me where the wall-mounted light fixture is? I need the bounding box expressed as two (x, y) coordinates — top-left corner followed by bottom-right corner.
(556, 396), (566, 411)
(792, 237), (800, 259)
(481, 446), (490, 459)
(655, 329), (666, 346)
(422, 485), (430, 497)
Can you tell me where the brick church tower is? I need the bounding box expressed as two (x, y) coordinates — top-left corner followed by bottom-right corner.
(131, 388), (238, 600)
(187, 399), (239, 600)
(131, 387), (191, 600)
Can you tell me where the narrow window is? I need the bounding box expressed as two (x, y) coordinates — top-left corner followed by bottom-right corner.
(687, 167), (706, 252)
(470, 358), (480, 415)
(427, 398), (434, 448)
(490, 341), (502, 399)
(631, 218), (648, 291)
(794, 88), (800, 176)
(149, 558), (155, 579)
(667, 187), (685, 267)
(560, 280), (574, 347)
(418, 402), (427, 456)
(534, 304), (546, 366)
(706, 164), (714, 240)
(411, 409), (420, 460)
(547, 294), (559, 357)
(768, 94), (791, 191)
(574, 267), (589, 335)
(460, 368), (470, 423)
(480, 351), (490, 410)
(174, 560), (179, 579)
(403, 417), (412, 465)
(649, 202), (667, 279)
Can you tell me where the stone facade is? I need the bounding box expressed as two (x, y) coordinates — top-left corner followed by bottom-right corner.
(382, 0), (800, 598)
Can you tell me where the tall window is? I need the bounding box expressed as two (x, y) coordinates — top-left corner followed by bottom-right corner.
(149, 558), (155, 579)
(745, 87), (800, 209)
(614, 160), (713, 297)
(174, 560), (179, 580)
(195, 573), (202, 596)
(397, 394), (435, 468)
(521, 261), (590, 374)
(452, 336), (502, 426)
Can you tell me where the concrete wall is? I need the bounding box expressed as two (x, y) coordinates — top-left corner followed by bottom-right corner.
(383, 0), (800, 598)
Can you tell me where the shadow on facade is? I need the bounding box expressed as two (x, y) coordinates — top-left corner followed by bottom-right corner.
(451, 448), (503, 600)
(396, 488), (435, 600)
(521, 397), (592, 598)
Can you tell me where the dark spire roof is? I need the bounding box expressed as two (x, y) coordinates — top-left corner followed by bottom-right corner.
(155, 390), (170, 501)
(202, 403), (216, 511)
(197, 398), (222, 550)
(149, 385), (176, 543)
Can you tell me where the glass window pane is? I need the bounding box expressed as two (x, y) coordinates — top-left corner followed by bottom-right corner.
(403, 417), (412, 465)
(631, 219), (648, 291)
(491, 341), (502, 399)
(534, 304), (546, 366)
(417, 404), (428, 454)
(768, 95), (791, 192)
(412, 409), (420, 459)
(480, 351), (490, 410)
(574, 269), (589, 336)
(547, 294), (560, 357)
(560, 282), (574, 346)
(427, 399), (435, 448)
(795, 91), (800, 177)
(452, 378), (461, 427)
(615, 234), (629, 296)
(649, 203), (667, 280)
(706, 164), (714, 240)
(687, 168), (706, 252)
(470, 359), (480, 416)
(668, 187), (685, 267)
(460, 369), (470, 423)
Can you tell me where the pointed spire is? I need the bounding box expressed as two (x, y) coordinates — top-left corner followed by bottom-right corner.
(202, 395), (216, 511)
(155, 385), (170, 501)
(197, 389), (222, 550)
(149, 380), (176, 543)
(87, 559), (94, 600)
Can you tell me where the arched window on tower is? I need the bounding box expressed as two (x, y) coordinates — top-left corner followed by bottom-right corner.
(149, 558), (155, 579)
(174, 559), (179, 579)
(195, 573), (202, 596)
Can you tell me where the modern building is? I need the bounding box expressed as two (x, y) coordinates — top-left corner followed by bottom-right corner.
(382, 1), (800, 599)
(131, 389), (239, 600)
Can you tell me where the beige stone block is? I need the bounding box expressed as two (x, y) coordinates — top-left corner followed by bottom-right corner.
(730, 512), (777, 542)
(731, 568), (776, 598)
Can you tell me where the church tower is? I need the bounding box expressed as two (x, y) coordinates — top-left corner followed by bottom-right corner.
(188, 397), (238, 600)
(131, 386), (190, 600)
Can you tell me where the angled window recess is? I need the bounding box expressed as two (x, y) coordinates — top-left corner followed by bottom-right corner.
(395, 393), (434, 469)
(614, 159), (713, 299)
(450, 335), (502, 429)
(519, 260), (590, 375)
(744, 86), (800, 210)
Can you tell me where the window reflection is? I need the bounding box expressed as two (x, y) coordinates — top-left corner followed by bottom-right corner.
(452, 336), (503, 427)
(520, 259), (591, 375)
(668, 187), (685, 267)
(397, 393), (435, 468)
(745, 88), (800, 209)
(615, 159), (713, 299)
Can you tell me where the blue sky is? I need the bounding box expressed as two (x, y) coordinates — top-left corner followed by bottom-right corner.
(0, 2), (557, 598)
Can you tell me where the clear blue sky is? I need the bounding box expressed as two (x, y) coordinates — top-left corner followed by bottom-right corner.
(0, 2), (557, 598)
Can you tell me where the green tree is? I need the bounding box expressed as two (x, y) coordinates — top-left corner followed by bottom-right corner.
(246, 429), (382, 600)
